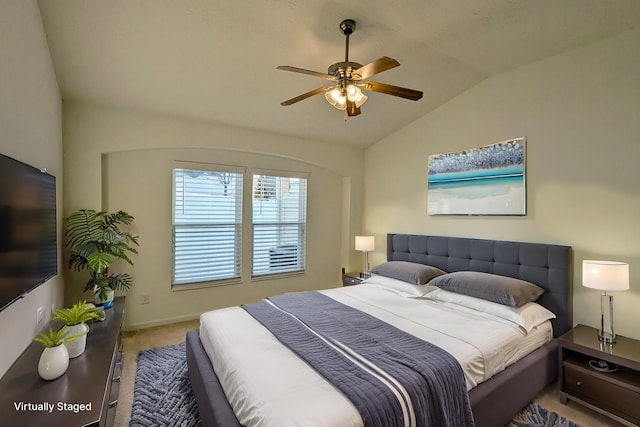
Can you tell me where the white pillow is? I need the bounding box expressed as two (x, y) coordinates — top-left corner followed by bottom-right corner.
(425, 288), (555, 333)
(361, 275), (437, 297)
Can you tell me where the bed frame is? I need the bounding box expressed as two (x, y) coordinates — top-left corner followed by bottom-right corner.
(186, 234), (572, 427)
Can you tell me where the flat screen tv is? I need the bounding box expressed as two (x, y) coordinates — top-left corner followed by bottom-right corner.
(0, 153), (57, 312)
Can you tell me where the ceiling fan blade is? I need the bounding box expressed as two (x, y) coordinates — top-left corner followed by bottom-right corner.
(277, 65), (337, 81)
(346, 99), (362, 117)
(352, 57), (400, 80)
(361, 81), (423, 101)
(280, 86), (331, 106)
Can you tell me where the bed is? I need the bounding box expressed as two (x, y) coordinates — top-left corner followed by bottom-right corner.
(186, 234), (573, 427)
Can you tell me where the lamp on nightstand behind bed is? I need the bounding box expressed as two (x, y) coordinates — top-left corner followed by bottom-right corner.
(355, 236), (375, 278)
(582, 260), (629, 343)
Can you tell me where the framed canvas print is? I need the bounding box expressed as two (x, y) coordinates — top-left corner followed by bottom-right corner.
(427, 137), (526, 215)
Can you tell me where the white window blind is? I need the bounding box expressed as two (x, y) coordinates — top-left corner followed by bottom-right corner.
(252, 172), (307, 277)
(173, 166), (243, 286)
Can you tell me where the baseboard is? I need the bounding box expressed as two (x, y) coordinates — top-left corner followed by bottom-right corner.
(125, 312), (201, 331)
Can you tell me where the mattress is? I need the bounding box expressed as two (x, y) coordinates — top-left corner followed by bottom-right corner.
(199, 284), (552, 427)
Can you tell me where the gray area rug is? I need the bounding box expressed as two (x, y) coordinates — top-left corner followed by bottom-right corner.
(508, 402), (583, 427)
(129, 342), (201, 426)
(130, 342), (582, 427)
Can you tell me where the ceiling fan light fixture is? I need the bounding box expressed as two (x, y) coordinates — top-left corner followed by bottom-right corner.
(329, 88), (341, 102)
(325, 88), (347, 110)
(325, 84), (367, 110)
(347, 85), (367, 107)
(354, 92), (367, 108)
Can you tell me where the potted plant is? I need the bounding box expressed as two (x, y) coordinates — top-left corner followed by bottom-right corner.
(53, 300), (104, 358)
(65, 209), (139, 308)
(33, 328), (84, 380)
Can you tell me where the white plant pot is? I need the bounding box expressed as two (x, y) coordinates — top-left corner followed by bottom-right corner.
(62, 323), (90, 358)
(95, 287), (115, 309)
(38, 345), (69, 381)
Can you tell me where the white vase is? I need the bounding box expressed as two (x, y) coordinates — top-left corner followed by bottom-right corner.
(95, 287), (115, 309)
(38, 345), (69, 381)
(61, 323), (90, 358)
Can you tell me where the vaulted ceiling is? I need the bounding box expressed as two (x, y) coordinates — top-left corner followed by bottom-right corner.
(38, 0), (640, 147)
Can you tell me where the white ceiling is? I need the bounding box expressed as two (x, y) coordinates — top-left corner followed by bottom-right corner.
(38, 0), (640, 147)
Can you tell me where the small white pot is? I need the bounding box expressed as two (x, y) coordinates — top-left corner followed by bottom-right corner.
(62, 323), (90, 358)
(95, 287), (115, 309)
(38, 344), (69, 381)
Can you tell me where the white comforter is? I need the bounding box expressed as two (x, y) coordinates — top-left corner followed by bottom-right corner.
(199, 284), (552, 427)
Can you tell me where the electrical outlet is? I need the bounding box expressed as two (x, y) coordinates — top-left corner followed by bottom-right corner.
(36, 307), (44, 325)
(141, 294), (150, 305)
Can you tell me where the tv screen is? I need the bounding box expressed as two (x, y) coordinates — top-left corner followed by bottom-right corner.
(0, 153), (57, 312)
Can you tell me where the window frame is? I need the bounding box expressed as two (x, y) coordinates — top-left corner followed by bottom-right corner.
(171, 162), (246, 290)
(251, 169), (308, 280)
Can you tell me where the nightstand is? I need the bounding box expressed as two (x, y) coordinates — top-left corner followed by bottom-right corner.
(558, 324), (640, 427)
(342, 271), (365, 286)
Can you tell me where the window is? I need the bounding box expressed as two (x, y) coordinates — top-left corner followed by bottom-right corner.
(252, 171), (307, 277)
(172, 165), (243, 287)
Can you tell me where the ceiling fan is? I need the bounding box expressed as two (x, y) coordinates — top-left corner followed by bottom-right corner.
(277, 19), (423, 119)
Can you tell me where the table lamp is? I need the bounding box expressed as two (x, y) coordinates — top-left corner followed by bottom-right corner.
(355, 236), (375, 278)
(582, 260), (629, 343)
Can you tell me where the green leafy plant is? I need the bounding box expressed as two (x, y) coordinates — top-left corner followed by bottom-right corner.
(33, 328), (85, 348)
(65, 209), (139, 301)
(53, 300), (104, 325)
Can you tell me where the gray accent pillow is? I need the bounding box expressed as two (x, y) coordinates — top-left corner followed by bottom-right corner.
(429, 271), (544, 307)
(371, 261), (446, 285)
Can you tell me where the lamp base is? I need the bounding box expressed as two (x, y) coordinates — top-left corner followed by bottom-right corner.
(362, 251), (369, 280)
(598, 293), (616, 344)
(598, 329), (616, 343)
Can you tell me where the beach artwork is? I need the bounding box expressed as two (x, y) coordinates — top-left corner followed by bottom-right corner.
(427, 138), (526, 215)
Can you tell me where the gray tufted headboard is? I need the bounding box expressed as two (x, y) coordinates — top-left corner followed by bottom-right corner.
(387, 234), (573, 337)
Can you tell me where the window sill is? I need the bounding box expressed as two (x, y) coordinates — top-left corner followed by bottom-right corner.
(251, 271), (305, 282)
(171, 278), (241, 291)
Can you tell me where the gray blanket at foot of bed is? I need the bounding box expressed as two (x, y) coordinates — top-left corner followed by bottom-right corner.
(243, 291), (475, 427)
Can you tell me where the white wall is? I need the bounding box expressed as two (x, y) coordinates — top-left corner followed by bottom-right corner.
(63, 104), (365, 329)
(364, 28), (640, 339)
(0, 0), (63, 377)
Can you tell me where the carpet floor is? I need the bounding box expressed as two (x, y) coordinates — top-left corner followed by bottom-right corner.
(129, 341), (586, 427)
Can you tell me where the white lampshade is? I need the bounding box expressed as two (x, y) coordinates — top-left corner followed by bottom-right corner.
(582, 260), (629, 291)
(355, 236), (375, 252)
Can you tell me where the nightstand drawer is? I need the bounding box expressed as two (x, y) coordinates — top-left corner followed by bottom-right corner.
(564, 364), (640, 423)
